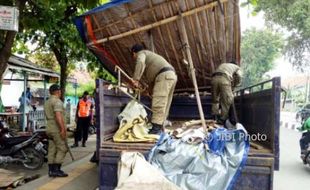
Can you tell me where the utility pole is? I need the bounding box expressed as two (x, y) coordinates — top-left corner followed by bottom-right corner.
(305, 72), (310, 103)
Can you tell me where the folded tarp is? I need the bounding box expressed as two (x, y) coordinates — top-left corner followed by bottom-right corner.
(113, 100), (159, 142)
(115, 152), (182, 190)
(148, 125), (249, 190)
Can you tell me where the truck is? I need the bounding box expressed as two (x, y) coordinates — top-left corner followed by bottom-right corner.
(73, 0), (280, 189)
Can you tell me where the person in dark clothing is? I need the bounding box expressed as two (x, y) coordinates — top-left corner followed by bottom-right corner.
(71, 91), (94, 148)
(298, 117), (310, 154)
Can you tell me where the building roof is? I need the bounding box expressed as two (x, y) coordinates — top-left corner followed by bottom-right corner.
(7, 55), (59, 78)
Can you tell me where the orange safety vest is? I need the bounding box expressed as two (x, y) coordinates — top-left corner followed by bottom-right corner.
(78, 99), (92, 117)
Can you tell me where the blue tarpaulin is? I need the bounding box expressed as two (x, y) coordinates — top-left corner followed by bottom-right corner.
(74, 0), (133, 43)
(148, 126), (250, 190)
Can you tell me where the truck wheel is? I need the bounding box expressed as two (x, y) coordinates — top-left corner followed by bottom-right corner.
(306, 152), (310, 166)
(89, 126), (96, 134)
(16, 147), (44, 170)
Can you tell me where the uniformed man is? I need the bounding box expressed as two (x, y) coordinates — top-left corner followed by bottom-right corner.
(211, 62), (242, 124)
(131, 44), (177, 135)
(44, 84), (68, 177)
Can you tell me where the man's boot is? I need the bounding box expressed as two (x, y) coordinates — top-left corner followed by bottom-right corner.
(54, 164), (68, 177)
(149, 123), (162, 135)
(82, 141), (86, 147)
(48, 164), (57, 177)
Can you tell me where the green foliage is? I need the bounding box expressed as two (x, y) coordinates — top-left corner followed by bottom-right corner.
(241, 28), (284, 87)
(66, 81), (95, 97)
(241, 0), (310, 71)
(87, 62), (116, 83)
(0, 0), (104, 100)
(26, 51), (60, 71)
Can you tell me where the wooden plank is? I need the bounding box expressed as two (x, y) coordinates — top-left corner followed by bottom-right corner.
(177, 4), (207, 130)
(87, 0), (228, 46)
(0, 169), (24, 188)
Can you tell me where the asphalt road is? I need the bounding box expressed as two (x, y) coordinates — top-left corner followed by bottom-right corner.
(274, 116), (310, 189)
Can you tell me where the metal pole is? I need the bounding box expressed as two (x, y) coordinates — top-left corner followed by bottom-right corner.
(178, 15), (207, 131)
(306, 73), (310, 103)
(43, 76), (47, 103)
(22, 72), (27, 131)
(75, 79), (77, 105)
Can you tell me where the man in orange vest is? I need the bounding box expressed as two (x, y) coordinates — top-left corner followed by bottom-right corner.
(72, 91), (94, 147)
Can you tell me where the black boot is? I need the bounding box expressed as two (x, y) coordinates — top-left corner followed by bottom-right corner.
(82, 141), (86, 147)
(54, 164), (68, 177)
(71, 142), (79, 148)
(149, 123), (162, 135)
(48, 164), (56, 177)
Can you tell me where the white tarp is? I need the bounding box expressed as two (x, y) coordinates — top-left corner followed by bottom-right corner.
(115, 152), (181, 190)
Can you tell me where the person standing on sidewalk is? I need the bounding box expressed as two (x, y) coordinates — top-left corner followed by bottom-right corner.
(44, 84), (68, 177)
(72, 91), (94, 147)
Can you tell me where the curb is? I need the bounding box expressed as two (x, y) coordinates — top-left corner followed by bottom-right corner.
(280, 120), (301, 131)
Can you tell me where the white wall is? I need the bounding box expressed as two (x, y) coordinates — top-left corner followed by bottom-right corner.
(1, 81), (24, 107)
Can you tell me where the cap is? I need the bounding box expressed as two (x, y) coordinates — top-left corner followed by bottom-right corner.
(49, 84), (61, 93)
(131, 44), (144, 53)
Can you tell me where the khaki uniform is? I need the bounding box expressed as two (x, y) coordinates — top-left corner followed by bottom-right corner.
(133, 50), (177, 125)
(44, 95), (68, 164)
(211, 63), (242, 120)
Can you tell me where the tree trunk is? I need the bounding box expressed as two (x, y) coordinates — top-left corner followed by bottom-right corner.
(0, 31), (16, 79)
(52, 46), (68, 101)
(60, 61), (68, 101)
(0, 0), (26, 80)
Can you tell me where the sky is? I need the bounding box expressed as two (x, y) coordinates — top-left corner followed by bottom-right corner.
(239, 3), (301, 79)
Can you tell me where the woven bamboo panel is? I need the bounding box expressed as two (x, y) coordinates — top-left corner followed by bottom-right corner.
(79, 0), (240, 92)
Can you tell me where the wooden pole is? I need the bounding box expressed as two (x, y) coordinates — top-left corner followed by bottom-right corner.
(87, 0), (228, 46)
(178, 15), (207, 131)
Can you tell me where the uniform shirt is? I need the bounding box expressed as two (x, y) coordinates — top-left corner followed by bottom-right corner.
(215, 63), (242, 86)
(302, 117), (310, 131)
(133, 50), (173, 84)
(44, 95), (65, 133)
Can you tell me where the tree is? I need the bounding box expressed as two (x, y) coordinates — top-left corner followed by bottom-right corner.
(0, 0), (113, 100)
(241, 28), (284, 87)
(241, 0), (310, 71)
(0, 0), (26, 79)
(16, 1), (103, 100)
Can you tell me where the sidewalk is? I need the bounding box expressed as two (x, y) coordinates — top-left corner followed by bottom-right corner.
(16, 155), (99, 190)
(15, 135), (99, 190)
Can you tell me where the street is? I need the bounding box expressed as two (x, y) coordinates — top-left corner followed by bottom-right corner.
(274, 113), (310, 189)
